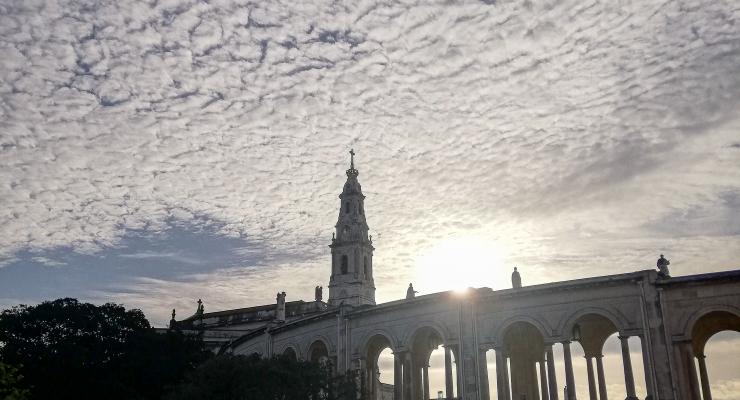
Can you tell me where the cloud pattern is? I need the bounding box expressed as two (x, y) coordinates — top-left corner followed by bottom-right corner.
(0, 0), (739, 326)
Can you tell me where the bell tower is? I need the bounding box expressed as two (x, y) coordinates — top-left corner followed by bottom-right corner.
(328, 149), (376, 307)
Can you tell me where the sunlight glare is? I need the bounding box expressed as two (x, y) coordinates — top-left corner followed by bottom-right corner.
(413, 235), (507, 294)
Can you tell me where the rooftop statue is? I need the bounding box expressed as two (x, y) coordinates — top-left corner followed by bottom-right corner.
(406, 283), (417, 299)
(657, 254), (671, 278)
(512, 267), (522, 288)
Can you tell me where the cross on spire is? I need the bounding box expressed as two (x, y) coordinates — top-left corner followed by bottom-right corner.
(349, 148), (355, 169)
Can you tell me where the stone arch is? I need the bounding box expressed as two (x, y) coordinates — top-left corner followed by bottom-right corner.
(499, 320), (547, 400)
(363, 332), (397, 399)
(404, 323), (450, 400)
(282, 346), (298, 360)
(492, 315), (550, 345)
(559, 306), (628, 340)
(307, 335), (334, 363)
(358, 329), (399, 355)
(679, 304), (740, 342)
(559, 308), (624, 357)
(400, 320), (451, 349)
(687, 308), (740, 355)
(276, 342), (302, 360)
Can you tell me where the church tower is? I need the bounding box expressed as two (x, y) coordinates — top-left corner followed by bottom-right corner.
(328, 150), (376, 307)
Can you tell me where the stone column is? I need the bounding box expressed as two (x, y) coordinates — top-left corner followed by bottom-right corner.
(480, 348), (491, 400)
(562, 341), (577, 400)
(413, 356), (424, 400)
(423, 363), (430, 400)
(546, 345), (559, 400)
(504, 356), (512, 400)
(697, 354), (712, 400)
(618, 336), (638, 400)
(445, 346), (454, 400)
(394, 352), (403, 400)
(639, 336), (655, 400)
(539, 357), (550, 400)
(495, 348), (507, 400)
(595, 355), (608, 400)
(452, 345), (464, 399)
(684, 342), (702, 400)
(585, 356), (597, 400)
(403, 352), (414, 400)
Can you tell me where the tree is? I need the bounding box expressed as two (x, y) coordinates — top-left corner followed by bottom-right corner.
(0, 298), (210, 400)
(0, 362), (29, 400)
(166, 354), (363, 400)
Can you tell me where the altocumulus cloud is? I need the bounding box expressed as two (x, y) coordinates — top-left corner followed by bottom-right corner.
(0, 0), (740, 324)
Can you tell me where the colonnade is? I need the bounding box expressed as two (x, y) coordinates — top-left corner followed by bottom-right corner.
(363, 335), (652, 400)
(365, 344), (460, 400)
(488, 334), (649, 400)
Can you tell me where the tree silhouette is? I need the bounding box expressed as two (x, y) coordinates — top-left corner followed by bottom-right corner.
(0, 298), (209, 400)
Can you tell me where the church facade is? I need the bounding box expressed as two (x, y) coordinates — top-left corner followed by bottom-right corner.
(174, 152), (740, 400)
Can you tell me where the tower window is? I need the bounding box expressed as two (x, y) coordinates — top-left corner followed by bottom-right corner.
(363, 256), (368, 277)
(344, 202), (350, 213)
(341, 255), (348, 274)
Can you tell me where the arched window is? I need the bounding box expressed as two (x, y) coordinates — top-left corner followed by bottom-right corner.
(363, 256), (368, 277)
(341, 255), (348, 274)
(344, 202), (350, 213)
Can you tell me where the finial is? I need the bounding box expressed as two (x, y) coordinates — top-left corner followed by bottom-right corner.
(350, 148), (355, 169)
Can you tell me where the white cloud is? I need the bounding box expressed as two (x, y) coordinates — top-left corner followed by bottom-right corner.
(0, 0), (738, 354)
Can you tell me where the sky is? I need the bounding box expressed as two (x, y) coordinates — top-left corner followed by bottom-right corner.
(1, 0), (740, 389)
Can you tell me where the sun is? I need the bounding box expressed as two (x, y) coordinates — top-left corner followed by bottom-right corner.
(413, 235), (508, 294)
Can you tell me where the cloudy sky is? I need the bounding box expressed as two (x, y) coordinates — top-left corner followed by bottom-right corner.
(1, 0), (739, 388)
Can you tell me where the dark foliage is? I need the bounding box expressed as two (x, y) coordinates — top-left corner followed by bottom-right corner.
(0, 362), (29, 400)
(166, 354), (362, 400)
(0, 298), (210, 400)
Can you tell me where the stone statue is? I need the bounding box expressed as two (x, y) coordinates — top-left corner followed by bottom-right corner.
(171, 309), (176, 320)
(512, 267), (522, 288)
(196, 299), (204, 315)
(276, 291), (287, 321)
(657, 254), (671, 278)
(406, 283), (417, 300)
(315, 286), (323, 301)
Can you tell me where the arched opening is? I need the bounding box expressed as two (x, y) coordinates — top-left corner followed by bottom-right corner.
(344, 202), (350, 213)
(569, 313), (619, 400)
(408, 326), (449, 400)
(690, 310), (740, 400)
(500, 321), (545, 400)
(308, 340), (331, 366)
(283, 346), (297, 361)
(341, 255), (348, 274)
(365, 334), (395, 400)
(703, 330), (740, 400)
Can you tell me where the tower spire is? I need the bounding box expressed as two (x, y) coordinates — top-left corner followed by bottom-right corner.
(328, 149), (375, 307)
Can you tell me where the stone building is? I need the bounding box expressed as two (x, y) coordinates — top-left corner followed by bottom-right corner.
(172, 151), (740, 400)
